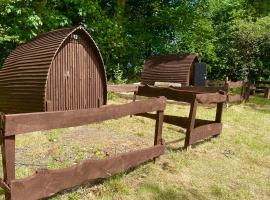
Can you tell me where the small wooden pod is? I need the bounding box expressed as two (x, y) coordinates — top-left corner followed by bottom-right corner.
(141, 54), (199, 86)
(0, 26), (107, 114)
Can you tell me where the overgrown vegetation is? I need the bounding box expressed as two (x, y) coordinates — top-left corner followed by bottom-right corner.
(0, 94), (269, 200)
(0, 0), (269, 82)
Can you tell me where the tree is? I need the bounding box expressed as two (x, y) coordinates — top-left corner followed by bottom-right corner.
(0, 0), (269, 81)
(230, 17), (270, 81)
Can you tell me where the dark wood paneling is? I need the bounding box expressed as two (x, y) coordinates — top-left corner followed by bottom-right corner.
(46, 31), (105, 111)
(0, 26), (107, 114)
(141, 54), (198, 86)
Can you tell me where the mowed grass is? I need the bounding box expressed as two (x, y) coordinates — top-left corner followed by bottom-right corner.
(0, 94), (269, 200)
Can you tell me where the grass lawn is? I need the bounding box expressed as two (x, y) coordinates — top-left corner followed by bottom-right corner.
(0, 94), (269, 200)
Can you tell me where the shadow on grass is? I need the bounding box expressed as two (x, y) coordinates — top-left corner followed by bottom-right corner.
(138, 182), (208, 200)
(46, 155), (209, 199)
(245, 95), (270, 113)
(165, 135), (217, 152)
(222, 95), (270, 114)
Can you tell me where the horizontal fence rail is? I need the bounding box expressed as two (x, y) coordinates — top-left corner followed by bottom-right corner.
(107, 84), (139, 93)
(2, 97), (166, 136)
(137, 85), (226, 104)
(10, 145), (165, 200)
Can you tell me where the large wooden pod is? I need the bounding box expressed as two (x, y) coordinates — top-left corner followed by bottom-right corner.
(0, 26), (107, 114)
(141, 54), (199, 86)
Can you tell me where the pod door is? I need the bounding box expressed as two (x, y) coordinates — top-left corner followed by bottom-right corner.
(46, 33), (104, 111)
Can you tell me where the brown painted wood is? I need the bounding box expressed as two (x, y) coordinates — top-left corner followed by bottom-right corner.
(46, 34), (106, 111)
(264, 88), (270, 99)
(136, 113), (189, 128)
(226, 81), (244, 88)
(224, 79), (250, 103)
(173, 86), (225, 93)
(137, 85), (196, 103)
(129, 91), (138, 118)
(136, 113), (215, 129)
(107, 84), (139, 93)
(254, 81), (270, 98)
(0, 115), (12, 198)
(10, 145), (165, 200)
(4, 97), (166, 136)
(137, 85), (226, 104)
(154, 111), (164, 145)
(132, 91), (137, 102)
(1, 136), (15, 200)
(141, 54), (198, 86)
(1, 97), (167, 199)
(189, 123), (222, 145)
(1, 136), (15, 183)
(196, 93), (226, 104)
(244, 82), (252, 102)
(0, 26), (107, 114)
(184, 99), (198, 148)
(228, 94), (243, 102)
(135, 85), (226, 148)
(215, 103), (223, 123)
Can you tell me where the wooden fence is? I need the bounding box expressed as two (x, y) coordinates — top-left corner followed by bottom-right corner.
(0, 97), (166, 200)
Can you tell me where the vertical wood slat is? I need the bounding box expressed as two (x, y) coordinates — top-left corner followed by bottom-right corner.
(213, 102), (224, 137)
(1, 136), (15, 183)
(184, 99), (198, 148)
(264, 88), (270, 99)
(45, 31), (106, 112)
(215, 103), (223, 123)
(89, 44), (92, 108)
(1, 135), (15, 200)
(154, 111), (164, 145)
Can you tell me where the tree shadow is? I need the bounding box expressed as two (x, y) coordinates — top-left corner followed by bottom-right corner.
(138, 182), (209, 200)
(244, 95), (270, 113)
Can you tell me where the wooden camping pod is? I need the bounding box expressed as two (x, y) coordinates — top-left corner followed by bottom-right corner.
(0, 26), (107, 114)
(141, 54), (199, 86)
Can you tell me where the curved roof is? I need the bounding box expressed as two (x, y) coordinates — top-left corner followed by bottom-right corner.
(141, 54), (198, 86)
(0, 26), (107, 114)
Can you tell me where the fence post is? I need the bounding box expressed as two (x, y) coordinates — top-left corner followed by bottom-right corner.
(1, 114), (15, 200)
(184, 98), (198, 148)
(154, 110), (164, 146)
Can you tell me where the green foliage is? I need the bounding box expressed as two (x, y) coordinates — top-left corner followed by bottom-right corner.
(0, 0), (269, 81)
(207, 0), (270, 80)
(230, 16), (270, 80)
(107, 92), (118, 101)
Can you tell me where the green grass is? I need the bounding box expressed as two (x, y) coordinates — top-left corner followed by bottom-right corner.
(0, 95), (269, 200)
